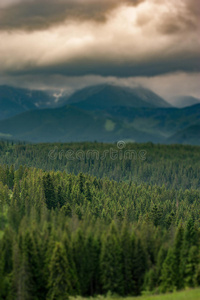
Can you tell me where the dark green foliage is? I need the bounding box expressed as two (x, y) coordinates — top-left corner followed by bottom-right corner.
(47, 242), (72, 300)
(0, 142), (200, 190)
(73, 229), (87, 295)
(85, 181), (92, 202)
(160, 248), (176, 292)
(61, 204), (72, 217)
(100, 222), (124, 295)
(57, 185), (65, 208)
(149, 204), (163, 227)
(120, 222), (134, 295)
(185, 246), (199, 287)
(173, 225), (184, 289)
(132, 238), (147, 295)
(0, 142), (199, 298)
(43, 173), (57, 210)
(78, 172), (84, 194)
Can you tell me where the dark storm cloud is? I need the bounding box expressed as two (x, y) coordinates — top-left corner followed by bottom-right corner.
(0, 0), (143, 31)
(7, 49), (199, 77)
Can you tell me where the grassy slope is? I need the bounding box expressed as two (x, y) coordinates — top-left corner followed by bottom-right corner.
(71, 289), (200, 300)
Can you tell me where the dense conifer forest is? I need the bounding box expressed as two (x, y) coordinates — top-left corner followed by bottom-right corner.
(0, 141), (200, 299)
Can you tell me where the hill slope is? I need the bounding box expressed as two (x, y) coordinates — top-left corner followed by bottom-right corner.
(167, 120), (200, 145)
(0, 105), (159, 143)
(102, 104), (200, 139)
(0, 103), (199, 144)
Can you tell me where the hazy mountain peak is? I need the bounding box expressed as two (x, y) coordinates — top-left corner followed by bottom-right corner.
(65, 84), (171, 110)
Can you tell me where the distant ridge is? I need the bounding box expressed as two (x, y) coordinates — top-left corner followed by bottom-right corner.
(167, 120), (200, 145)
(173, 96), (200, 108)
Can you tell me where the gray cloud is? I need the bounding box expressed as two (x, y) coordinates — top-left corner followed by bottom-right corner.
(0, 0), (143, 31)
(8, 54), (200, 78)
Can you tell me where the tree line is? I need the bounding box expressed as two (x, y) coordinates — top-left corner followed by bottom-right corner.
(0, 141), (200, 190)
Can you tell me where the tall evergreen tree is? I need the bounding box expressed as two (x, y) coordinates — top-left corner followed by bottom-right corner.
(43, 173), (57, 210)
(185, 246), (199, 287)
(160, 248), (176, 292)
(100, 222), (123, 295)
(173, 225), (184, 289)
(120, 222), (134, 295)
(47, 242), (72, 300)
(78, 173), (84, 194)
(132, 238), (147, 295)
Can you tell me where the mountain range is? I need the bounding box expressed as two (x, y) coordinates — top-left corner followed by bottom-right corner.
(0, 84), (199, 145)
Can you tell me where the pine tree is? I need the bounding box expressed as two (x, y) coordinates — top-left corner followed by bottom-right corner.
(78, 173), (84, 194)
(149, 204), (163, 227)
(185, 246), (199, 287)
(173, 225), (184, 289)
(63, 235), (80, 295)
(132, 238), (147, 295)
(120, 222), (134, 295)
(43, 173), (57, 210)
(73, 229), (87, 295)
(16, 252), (34, 300)
(8, 164), (15, 190)
(84, 234), (100, 296)
(57, 185), (65, 208)
(61, 204), (72, 217)
(100, 222), (123, 295)
(180, 218), (198, 285)
(22, 231), (42, 299)
(160, 248), (176, 292)
(156, 246), (167, 287)
(85, 182), (92, 202)
(47, 242), (72, 300)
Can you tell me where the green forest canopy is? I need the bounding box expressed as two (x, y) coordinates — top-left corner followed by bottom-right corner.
(0, 141), (199, 299)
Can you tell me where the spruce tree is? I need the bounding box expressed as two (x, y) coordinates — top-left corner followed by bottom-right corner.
(47, 242), (72, 300)
(73, 229), (87, 295)
(43, 173), (57, 210)
(173, 225), (184, 289)
(185, 246), (199, 287)
(100, 222), (123, 295)
(120, 222), (134, 295)
(132, 238), (147, 295)
(78, 173), (84, 194)
(63, 234), (80, 295)
(160, 248), (176, 292)
(180, 218), (198, 285)
(85, 182), (92, 202)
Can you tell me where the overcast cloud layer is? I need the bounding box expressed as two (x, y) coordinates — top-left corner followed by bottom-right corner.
(0, 0), (199, 99)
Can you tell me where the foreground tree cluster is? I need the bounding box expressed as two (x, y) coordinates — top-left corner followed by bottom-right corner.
(0, 159), (199, 299)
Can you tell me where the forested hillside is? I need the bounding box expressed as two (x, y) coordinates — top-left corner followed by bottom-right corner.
(0, 141), (200, 299)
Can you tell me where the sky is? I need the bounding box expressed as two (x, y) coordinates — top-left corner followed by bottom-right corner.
(0, 0), (199, 101)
